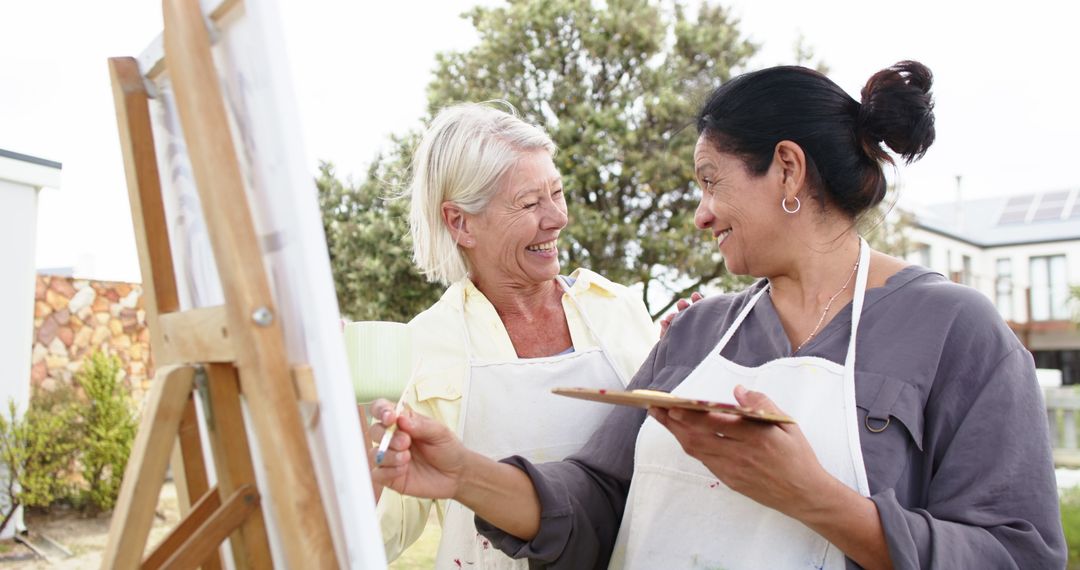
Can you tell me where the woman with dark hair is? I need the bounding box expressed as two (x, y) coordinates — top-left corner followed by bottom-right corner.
(368, 62), (1066, 569)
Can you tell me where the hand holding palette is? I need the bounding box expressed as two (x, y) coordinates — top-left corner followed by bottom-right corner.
(551, 387), (795, 424)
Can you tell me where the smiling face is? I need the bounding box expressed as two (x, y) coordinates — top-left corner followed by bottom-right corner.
(693, 135), (792, 277)
(466, 149), (568, 288)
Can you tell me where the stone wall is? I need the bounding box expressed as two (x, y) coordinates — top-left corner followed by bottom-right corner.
(30, 275), (152, 401)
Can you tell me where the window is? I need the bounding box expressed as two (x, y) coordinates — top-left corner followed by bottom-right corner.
(995, 258), (1013, 321)
(1029, 255), (1069, 321)
(961, 255), (973, 286)
(1034, 350), (1080, 386)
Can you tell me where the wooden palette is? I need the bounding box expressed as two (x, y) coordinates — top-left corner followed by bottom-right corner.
(552, 387), (795, 424)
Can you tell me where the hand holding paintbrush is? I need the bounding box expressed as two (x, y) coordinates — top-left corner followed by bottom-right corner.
(366, 396), (408, 502)
(367, 396), (478, 504)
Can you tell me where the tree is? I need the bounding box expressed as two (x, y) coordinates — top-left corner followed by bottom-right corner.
(792, 32), (830, 75)
(860, 187), (913, 257)
(318, 153), (443, 322)
(321, 0), (758, 320)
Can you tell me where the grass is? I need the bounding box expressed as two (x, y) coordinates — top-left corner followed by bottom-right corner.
(389, 514), (441, 569)
(1064, 488), (1080, 569)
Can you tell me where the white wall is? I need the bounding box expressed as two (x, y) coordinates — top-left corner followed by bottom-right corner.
(0, 179), (38, 539)
(0, 151), (57, 539)
(907, 227), (988, 292)
(0, 181), (37, 407)
(907, 227), (1080, 328)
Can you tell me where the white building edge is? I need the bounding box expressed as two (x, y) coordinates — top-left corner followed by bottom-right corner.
(0, 148), (61, 540)
(904, 188), (1080, 386)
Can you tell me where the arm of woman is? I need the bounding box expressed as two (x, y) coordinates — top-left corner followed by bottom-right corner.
(475, 408), (642, 568)
(374, 386), (648, 568)
(370, 401), (544, 539)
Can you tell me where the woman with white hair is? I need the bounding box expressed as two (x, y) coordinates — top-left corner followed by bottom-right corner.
(373, 102), (658, 567)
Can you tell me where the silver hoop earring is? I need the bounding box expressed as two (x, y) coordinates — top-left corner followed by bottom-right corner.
(781, 196), (801, 214)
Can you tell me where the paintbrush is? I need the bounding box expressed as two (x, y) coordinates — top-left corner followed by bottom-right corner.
(373, 357), (423, 465)
(374, 397), (406, 465)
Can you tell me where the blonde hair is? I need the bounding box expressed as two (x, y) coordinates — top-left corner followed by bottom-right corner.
(409, 102), (557, 285)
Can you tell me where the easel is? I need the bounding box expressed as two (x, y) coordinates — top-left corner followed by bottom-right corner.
(101, 0), (367, 567)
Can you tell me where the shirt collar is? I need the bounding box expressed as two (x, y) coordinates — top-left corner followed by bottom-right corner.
(565, 268), (618, 298)
(452, 268), (619, 307)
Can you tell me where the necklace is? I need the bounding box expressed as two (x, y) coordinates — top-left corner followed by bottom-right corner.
(773, 259), (860, 354)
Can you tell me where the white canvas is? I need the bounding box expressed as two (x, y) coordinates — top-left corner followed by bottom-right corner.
(136, 0), (386, 567)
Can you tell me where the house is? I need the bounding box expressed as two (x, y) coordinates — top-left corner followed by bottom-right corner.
(0, 148), (62, 539)
(905, 189), (1080, 384)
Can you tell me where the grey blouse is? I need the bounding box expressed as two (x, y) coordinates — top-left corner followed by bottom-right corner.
(476, 266), (1067, 569)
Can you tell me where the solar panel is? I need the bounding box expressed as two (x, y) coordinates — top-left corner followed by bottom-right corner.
(1004, 195), (1034, 209)
(997, 195), (1034, 225)
(1042, 190), (1071, 203)
(998, 210), (1030, 224)
(1032, 206), (1063, 221)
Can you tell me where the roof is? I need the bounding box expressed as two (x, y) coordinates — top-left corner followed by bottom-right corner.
(911, 188), (1080, 247)
(0, 148), (62, 189)
(0, 148), (62, 170)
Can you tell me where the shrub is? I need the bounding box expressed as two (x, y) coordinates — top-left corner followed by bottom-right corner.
(0, 351), (141, 524)
(76, 351), (138, 513)
(0, 386), (81, 534)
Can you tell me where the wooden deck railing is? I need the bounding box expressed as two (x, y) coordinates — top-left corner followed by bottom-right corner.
(1045, 387), (1080, 467)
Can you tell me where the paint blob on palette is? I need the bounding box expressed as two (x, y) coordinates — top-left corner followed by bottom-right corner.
(551, 387), (795, 424)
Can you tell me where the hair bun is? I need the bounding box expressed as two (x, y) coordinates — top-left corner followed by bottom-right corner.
(857, 60), (936, 164)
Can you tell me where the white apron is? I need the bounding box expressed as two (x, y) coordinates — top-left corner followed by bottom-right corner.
(609, 238), (872, 570)
(435, 277), (630, 569)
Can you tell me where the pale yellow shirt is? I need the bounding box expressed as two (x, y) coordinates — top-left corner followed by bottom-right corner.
(376, 268), (658, 561)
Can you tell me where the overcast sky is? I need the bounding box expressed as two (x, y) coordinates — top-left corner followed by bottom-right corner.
(2, 0), (1077, 282)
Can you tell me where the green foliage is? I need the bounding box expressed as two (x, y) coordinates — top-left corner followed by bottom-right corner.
(1061, 487), (1080, 568)
(0, 351), (139, 525)
(792, 32), (830, 75)
(859, 188), (912, 257)
(75, 351), (137, 513)
(0, 386), (81, 533)
(318, 159), (444, 322)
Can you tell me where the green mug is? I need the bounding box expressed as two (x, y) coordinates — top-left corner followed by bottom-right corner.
(344, 321), (413, 403)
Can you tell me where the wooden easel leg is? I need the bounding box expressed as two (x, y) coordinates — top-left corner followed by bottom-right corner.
(102, 365), (196, 570)
(169, 444), (192, 517)
(203, 364), (273, 570)
(174, 395), (211, 514)
(158, 485), (260, 570)
(168, 392), (223, 570)
(142, 486), (221, 570)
